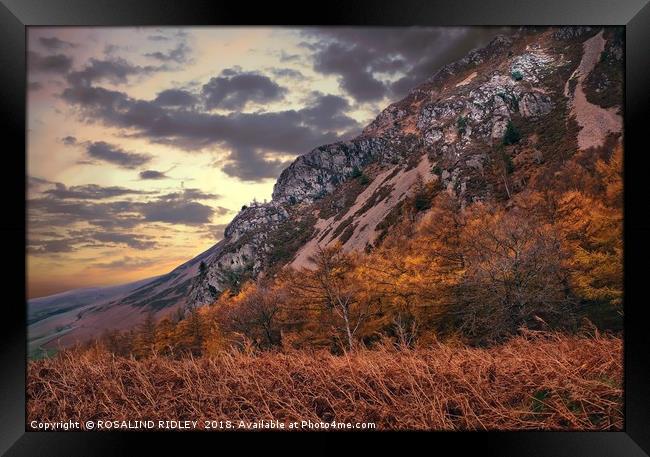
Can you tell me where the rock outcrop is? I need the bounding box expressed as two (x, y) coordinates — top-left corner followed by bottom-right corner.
(272, 137), (393, 205)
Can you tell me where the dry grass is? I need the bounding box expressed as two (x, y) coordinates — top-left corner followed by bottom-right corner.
(27, 332), (622, 431)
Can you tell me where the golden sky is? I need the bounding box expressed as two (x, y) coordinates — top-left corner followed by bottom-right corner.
(27, 26), (502, 298)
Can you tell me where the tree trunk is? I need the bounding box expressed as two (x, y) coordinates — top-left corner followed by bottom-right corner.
(341, 305), (354, 352)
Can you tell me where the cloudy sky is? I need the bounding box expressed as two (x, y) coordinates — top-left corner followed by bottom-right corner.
(27, 26), (503, 298)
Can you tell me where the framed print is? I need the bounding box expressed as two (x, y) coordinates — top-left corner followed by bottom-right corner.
(1, 0), (649, 455)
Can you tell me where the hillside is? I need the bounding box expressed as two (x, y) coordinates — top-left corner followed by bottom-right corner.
(28, 26), (623, 352)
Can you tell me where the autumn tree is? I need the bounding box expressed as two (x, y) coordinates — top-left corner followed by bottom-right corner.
(357, 192), (465, 344)
(557, 199), (622, 308)
(596, 144), (623, 208)
(174, 307), (205, 356)
(154, 317), (177, 357)
(217, 279), (285, 349)
(552, 145), (622, 324)
(133, 311), (156, 358)
(202, 319), (225, 357)
(288, 243), (377, 351)
(100, 329), (133, 357)
(453, 204), (572, 343)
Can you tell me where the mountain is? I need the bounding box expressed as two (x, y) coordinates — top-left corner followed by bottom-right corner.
(28, 242), (223, 354)
(28, 26), (623, 352)
(28, 276), (157, 357)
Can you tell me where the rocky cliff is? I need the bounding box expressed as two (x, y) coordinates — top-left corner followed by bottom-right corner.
(182, 26), (621, 308)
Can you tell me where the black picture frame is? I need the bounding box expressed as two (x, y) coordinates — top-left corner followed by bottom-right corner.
(2, 0), (649, 455)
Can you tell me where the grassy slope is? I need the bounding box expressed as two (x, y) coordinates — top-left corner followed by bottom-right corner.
(28, 332), (622, 431)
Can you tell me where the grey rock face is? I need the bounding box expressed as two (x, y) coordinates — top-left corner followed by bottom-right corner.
(553, 26), (593, 40)
(224, 202), (289, 243)
(271, 137), (392, 205)
(418, 74), (519, 145)
(416, 46), (557, 147)
(187, 201), (290, 307)
(418, 99), (466, 131)
(510, 51), (555, 83)
(519, 92), (553, 117)
(422, 34), (513, 88)
(363, 104), (409, 135)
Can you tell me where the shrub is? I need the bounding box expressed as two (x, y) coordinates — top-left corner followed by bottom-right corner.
(600, 50), (609, 63)
(350, 167), (363, 179)
(456, 115), (468, 134)
(414, 192), (431, 212)
(502, 120), (521, 145)
(350, 166), (370, 185)
(411, 177), (436, 212)
(511, 70), (524, 81)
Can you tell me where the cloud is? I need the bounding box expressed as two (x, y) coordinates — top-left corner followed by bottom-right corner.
(28, 176), (55, 191)
(28, 51), (73, 74)
(138, 199), (214, 225)
(91, 256), (159, 269)
(103, 44), (125, 56)
(38, 36), (76, 50)
(148, 34), (170, 42)
(136, 188), (227, 224)
(28, 238), (78, 254)
(213, 206), (230, 216)
(66, 54), (170, 88)
(202, 68), (287, 110)
(28, 198), (143, 229)
(202, 223), (228, 240)
(28, 181), (229, 257)
(139, 169), (168, 180)
(158, 188), (221, 200)
(28, 230), (157, 254)
(43, 183), (154, 200)
(145, 42), (190, 64)
(28, 81), (43, 91)
(300, 92), (359, 131)
(91, 232), (157, 249)
(303, 27), (509, 102)
(153, 88), (197, 107)
(84, 141), (152, 168)
(221, 147), (291, 181)
(270, 68), (305, 80)
(29, 183), (226, 232)
(61, 64), (360, 181)
(311, 41), (386, 102)
(62, 86), (353, 167)
(279, 51), (301, 63)
(66, 57), (164, 87)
